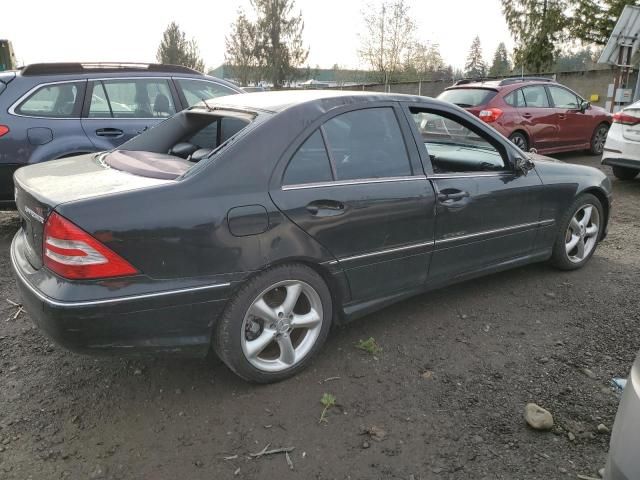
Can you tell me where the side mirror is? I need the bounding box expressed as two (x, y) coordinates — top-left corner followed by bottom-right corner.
(579, 100), (590, 113)
(515, 156), (535, 176)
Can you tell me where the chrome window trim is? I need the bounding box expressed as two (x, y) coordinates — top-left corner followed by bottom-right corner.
(435, 219), (555, 245)
(8, 79), (86, 119)
(428, 172), (513, 180)
(282, 175), (427, 191)
(10, 242), (230, 308)
(338, 240), (434, 263)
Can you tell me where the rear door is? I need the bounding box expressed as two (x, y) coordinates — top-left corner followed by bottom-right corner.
(270, 104), (436, 303)
(405, 104), (545, 284)
(547, 85), (592, 147)
(520, 85), (558, 150)
(81, 78), (179, 150)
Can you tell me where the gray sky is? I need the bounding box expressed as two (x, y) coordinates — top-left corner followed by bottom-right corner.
(3, 0), (514, 71)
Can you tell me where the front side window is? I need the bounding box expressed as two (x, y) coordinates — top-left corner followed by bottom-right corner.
(323, 108), (412, 180)
(88, 79), (176, 118)
(410, 109), (507, 173)
(283, 130), (333, 185)
(177, 79), (237, 107)
(548, 86), (580, 109)
(522, 86), (550, 108)
(16, 82), (82, 117)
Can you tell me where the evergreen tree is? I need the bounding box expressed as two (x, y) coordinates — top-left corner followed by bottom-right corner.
(501, 0), (567, 73)
(252, 0), (309, 88)
(464, 36), (487, 78)
(570, 0), (639, 45)
(488, 42), (512, 77)
(156, 22), (205, 71)
(225, 10), (261, 86)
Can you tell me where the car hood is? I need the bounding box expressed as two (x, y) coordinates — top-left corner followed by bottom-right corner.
(530, 152), (612, 195)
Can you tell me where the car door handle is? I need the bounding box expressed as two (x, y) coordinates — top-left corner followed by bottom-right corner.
(522, 113), (532, 119)
(558, 114), (566, 120)
(95, 128), (124, 138)
(306, 200), (345, 216)
(438, 190), (469, 203)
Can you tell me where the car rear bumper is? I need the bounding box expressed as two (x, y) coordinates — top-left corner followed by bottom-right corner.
(605, 354), (640, 480)
(602, 124), (640, 170)
(601, 156), (640, 170)
(10, 230), (237, 357)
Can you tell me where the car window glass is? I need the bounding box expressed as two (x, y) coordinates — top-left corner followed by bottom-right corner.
(505, 89), (526, 107)
(410, 109), (507, 173)
(323, 108), (412, 180)
(522, 86), (550, 108)
(183, 117), (248, 150)
(177, 79), (237, 107)
(548, 86), (580, 109)
(16, 82), (81, 117)
(283, 130), (333, 185)
(438, 88), (497, 107)
(89, 79), (176, 118)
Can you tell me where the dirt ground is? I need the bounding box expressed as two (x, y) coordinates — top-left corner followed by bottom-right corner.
(1, 153), (639, 480)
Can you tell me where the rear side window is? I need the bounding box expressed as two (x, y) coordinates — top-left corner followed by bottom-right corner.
(88, 79), (176, 118)
(177, 79), (237, 107)
(522, 86), (550, 108)
(323, 108), (412, 180)
(504, 89), (526, 107)
(438, 88), (498, 107)
(283, 130), (333, 185)
(16, 82), (83, 117)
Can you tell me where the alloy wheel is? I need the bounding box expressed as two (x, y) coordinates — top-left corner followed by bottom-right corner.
(565, 204), (600, 263)
(593, 126), (608, 154)
(510, 134), (527, 150)
(241, 280), (323, 372)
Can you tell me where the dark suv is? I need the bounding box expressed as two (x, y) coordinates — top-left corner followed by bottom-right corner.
(0, 62), (242, 208)
(437, 77), (611, 156)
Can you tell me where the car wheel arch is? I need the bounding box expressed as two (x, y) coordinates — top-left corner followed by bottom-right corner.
(580, 186), (610, 238)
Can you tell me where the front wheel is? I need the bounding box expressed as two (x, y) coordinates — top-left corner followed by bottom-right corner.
(550, 193), (603, 270)
(213, 264), (333, 383)
(589, 124), (609, 155)
(612, 166), (638, 180)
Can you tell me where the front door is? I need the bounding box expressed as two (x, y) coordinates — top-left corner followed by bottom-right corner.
(81, 78), (178, 150)
(270, 105), (436, 302)
(405, 105), (545, 284)
(547, 85), (592, 148)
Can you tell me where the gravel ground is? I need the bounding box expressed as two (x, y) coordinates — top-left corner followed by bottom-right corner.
(1, 153), (639, 480)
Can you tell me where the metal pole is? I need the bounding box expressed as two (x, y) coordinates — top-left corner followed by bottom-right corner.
(418, 80), (422, 96)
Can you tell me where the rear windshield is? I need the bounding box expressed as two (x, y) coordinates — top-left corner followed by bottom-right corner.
(103, 109), (255, 179)
(438, 88), (498, 108)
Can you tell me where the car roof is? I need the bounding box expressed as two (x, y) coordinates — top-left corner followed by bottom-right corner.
(446, 77), (558, 91)
(209, 89), (443, 113)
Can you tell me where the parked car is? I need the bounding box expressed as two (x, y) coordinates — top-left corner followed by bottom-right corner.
(601, 100), (640, 180)
(605, 352), (640, 479)
(0, 62), (243, 208)
(11, 91), (612, 383)
(242, 86), (266, 93)
(438, 77), (611, 155)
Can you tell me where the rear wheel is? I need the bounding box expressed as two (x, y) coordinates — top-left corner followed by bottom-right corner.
(213, 264), (333, 383)
(509, 132), (529, 152)
(589, 123), (609, 155)
(550, 193), (603, 270)
(612, 166), (639, 180)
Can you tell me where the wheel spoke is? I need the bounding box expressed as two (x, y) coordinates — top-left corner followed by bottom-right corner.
(576, 237), (586, 259)
(291, 309), (321, 329)
(249, 298), (279, 324)
(579, 206), (593, 227)
(570, 217), (581, 233)
(566, 234), (580, 254)
(245, 329), (276, 359)
(281, 283), (302, 316)
(585, 225), (599, 237)
(277, 334), (296, 365)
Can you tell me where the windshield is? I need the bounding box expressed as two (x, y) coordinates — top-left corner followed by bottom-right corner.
(438, 88), (498, 108)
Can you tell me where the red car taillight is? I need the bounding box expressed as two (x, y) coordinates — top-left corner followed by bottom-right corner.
(612, 111), (640, 126)
(43, 212), (139, 280)
(478, 108), (503, 123)
(0, 125), (9, 137)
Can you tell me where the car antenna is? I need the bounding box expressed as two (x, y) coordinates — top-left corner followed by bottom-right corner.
(200, 97), (214, 111)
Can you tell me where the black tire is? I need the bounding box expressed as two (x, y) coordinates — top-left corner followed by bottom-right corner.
(612, 166), (639, 180)
(589, 123), (609, 155)
(509, 132), (529, 152)
(550, 193), (604, 270)
(213, 263), (333, 383)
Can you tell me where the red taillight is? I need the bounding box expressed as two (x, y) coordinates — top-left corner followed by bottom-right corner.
(43, 212), (138, 280)
(479, 108), (503, 123)
(612, 111), (640, 125)
(0, 125), (9, 137)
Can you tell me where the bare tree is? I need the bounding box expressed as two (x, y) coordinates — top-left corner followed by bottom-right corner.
(358, 0), (416, 84)
(404, 41), (446, 79)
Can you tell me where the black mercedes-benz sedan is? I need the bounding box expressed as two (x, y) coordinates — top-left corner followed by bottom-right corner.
(11, 90), (612, 383)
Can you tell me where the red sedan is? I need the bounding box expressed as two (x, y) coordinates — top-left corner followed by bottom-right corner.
(438, 77), (611, 155)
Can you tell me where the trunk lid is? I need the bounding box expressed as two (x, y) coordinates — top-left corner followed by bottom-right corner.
(14, 153), (174, 269)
